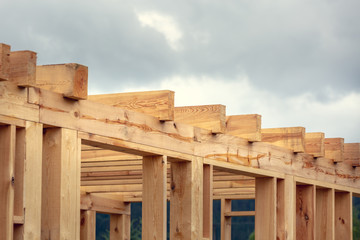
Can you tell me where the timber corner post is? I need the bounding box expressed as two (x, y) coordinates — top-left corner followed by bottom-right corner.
(0, 42), (359, 240)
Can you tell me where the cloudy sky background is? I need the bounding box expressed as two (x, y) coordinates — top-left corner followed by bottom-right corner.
(2, 0), (359, 142)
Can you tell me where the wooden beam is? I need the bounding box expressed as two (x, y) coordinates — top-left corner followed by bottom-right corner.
(9, 51), (37, 87)
(0, 43), (10, 81)
(36, 64), (88, 100)
(335, 192), (352, 240)
(220, 199), (231, 240)
(226, 114), (261, 142)
(110, 204), (131, 240)
(316, 188), (334, 240)
(142, 156), (167, 239)
(224, 211), (255, 217)
(174, 104), (226, 133)
(42, 128), (80, 240)
(305, 132), (325, 157)
(203, 164), (213, 239)
(344, 143), (360, 167)
(0, 125), (16, 240)
(261, 127), (305, 153)
(296, 184), (315, 240)
(255, 177), (276, 240)
(80, 192), (130, 215)
(89, 90), (174, 121)
(80, 210), (96, 240)
(325, 138), (344, 163)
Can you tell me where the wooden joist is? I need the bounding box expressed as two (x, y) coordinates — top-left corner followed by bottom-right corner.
(305, 132), (325, 157)
(80, 192), (130, 215)
(89, 90), (174, 121)
(261, 127), (305, 153)
(344, 143), (360, 167)
(9, 51), (37, 87)
(174, 104), (226, 133)
(0, 43), (10, 81)
(226, 114), (261, 142)
(324, 138), (344, 163)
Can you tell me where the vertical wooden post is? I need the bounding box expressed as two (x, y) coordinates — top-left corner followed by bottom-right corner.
(335, 192), (352, 240)
(80, 210), (96, 240)
(170, 156), (203, 239)
(255, 177), (276, 240)
(142, 155), (167, 240)
(42, 128), (80, 240)
(316, 188), (334, 240)
(110, 205), (131, 240)
(220, 198), (231, 240)
(203, 164), (213, 239)
(0, 125), (16, 240)
(296, 184), (315, 240)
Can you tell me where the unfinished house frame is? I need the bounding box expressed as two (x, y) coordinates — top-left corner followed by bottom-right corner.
(1, 43), (359, 240)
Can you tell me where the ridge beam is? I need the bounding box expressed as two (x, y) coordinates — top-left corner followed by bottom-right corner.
(89, 90), (174, 121)
(174, 104), (226, 134)
(344, 143), (360, 167)
(0, 43), (10, 81)
(261, 127), (305, 153)
(324, 138), (344, 163)
(226, 114), (261, 142)
(305, 132), (325, 158)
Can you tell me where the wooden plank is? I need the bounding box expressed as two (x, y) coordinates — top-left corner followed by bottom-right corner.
(203, 164), (213, 240)
(9, 51), (37, 87)
(13, 215), (25, 225)
(226, 114), (261, 142)
(255, 177), (276, 240)
(324, 138), (344, 162)
(110, 205), (131, 240)
(224, 211), (255, 217)
(335, 192), (352, 240)
(0, 43), (10, 81)
(89, 90), (174, 121)
(174, 104), (226, 133)
(220, 199), (231, 240)
(170, 156), (203, 239)
(80, 210), (96, 240)
(261, 127), (305, 153)
(305, 132), (325, 157)
(0, 125), (15, 240)
(142, 156), (167, 240)
(296, 184), (315, 240)
(316, 188), (334, 240)
(80, 192), (130, 215)
(42, 128), (80, 240)
(344, 143), (360, 167)
(36, 64), (88, 100)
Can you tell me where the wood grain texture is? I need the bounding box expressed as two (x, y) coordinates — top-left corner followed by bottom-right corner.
(175, 104), (226, 133)
(261, 127), (305, 153)
(220, 199), (231, 240)
(305, 132), (325, 157)
(80, 210), (96, 240)
(0, 43), (10, 81)
(89, 90), (174, 121)
(296, 185), (315, 240)
(36, 64), (88, 100)
(9, 51), (37, 86)
(335, 192), (352, 240)
(80, 192), (129, 215)
(316, 188), (334, 240)
(325, 138), (344, 162)
(203, 164), (213, 239)
(110, 207), (130, 240)
(344, 143), (360, 167)
(226, 114), (261, 142)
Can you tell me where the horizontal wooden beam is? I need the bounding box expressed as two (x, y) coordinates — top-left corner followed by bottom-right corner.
(224, 211), (255, 217)
(226, 114), (261, 142)
(175, 104), (226, 133)
(36, 64), (88, 100)
(80, 192), (130, 215)
(261, 127), (305, 153)
(324, 138), (344, 163)
(89, 90), (174, 121)
(9, 51), (37, 87)
(0, 43), (10, 81)
(344, 143), (360, 167)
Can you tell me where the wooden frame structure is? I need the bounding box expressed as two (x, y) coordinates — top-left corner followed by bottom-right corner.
(1, 43), (359, 240)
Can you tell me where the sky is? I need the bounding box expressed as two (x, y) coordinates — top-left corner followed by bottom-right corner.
(1, 0), (359, 142)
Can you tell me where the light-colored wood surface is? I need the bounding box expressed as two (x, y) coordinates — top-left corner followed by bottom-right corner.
(203, 164), (213, 239)
(261, 127), (305, 153)
(324, 138), (344, 162)
(296, 185), (315, 240)
(36, 63), (88, 100)
(9, 51), (37, 87)
(305, 132), (325, 157)
(110, 208), (130, 240)
(80, 210), (96, 240)
(226, 114), (261, 142)
(335, 192), (352, 240)
(175, 104), (226, 133)
(0, 43), (10, 81)
(80, 192), (129, 215)
(89, 90), (174, 121)
(316, 188), (334, 240)
(344, 143), (360, 167)
(221, 199), (231, 240)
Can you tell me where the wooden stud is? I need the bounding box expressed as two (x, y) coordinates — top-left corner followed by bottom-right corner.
(255, 177), (276, 240)
(220, 199), (231, 240)
(226, 114), (261, 142)
(324, 138), (344, 163)
(296, 184), (315, 240)
(174, 104), (226, 133)
(305, 132), (325, 157)
(316, 188), (334, 240)
(9, 51), (37, 87)
(36, 64), (88, 100)
(80, 210), (96, 240)
(110, 205), (131, 240)
(344, 143), (360, 167)
(261, 127), (305, 153)
(0, 125), (16, 240)
(335, 192), (352, 240)
(203, 164), (213, 239)
(142, 155), (167, 240)
(0, 43), (10, 81)
(42, 128), (80, 240)
(89, 90), (174, 121)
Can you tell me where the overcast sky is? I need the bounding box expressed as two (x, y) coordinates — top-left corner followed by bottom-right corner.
(2, 0), (359, 142)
